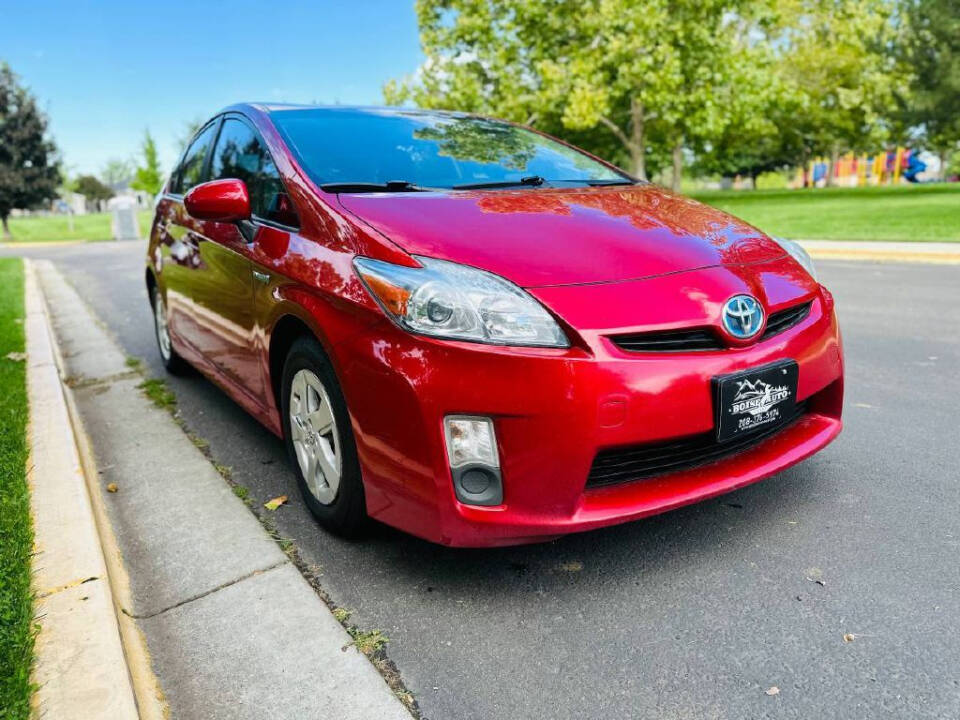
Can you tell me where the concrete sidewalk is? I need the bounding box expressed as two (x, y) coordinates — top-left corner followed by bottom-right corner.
(25, 260), (141, 720)
(33, 259), (412, 720)
(798, 240), (960, 264)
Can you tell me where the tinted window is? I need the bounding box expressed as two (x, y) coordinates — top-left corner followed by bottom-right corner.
(271, 108), (627, 189)
(173, 122), (218, 194)
(211, 118), (297, 226)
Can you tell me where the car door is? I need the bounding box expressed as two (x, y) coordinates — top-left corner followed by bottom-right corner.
(162, 120), (222, 358)
(208, 115), (303, 412)
(165, 118), (263, 405)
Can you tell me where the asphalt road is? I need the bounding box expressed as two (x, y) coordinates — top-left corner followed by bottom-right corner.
(7, 241), (959, 719)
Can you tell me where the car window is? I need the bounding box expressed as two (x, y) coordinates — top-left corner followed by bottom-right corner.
(211, 118), (298, 227)
(173, 122), (218, 195)
(270, 108), (628, 189)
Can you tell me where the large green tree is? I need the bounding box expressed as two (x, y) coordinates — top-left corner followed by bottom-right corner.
(773, 0), (905, 184)
(74, 174), (114, 204)
(131, 129), (163, 196)
(900, 0), (960, 177)
(386, 0), (778, 189)
(389, 0), (910, 189)
(0, 64), (60, 239)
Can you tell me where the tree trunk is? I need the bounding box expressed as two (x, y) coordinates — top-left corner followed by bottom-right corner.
(826, 146), (840, 188)
(671, 142), (683, 192)
(1, 215), (10, 240)
(630, 98), (647, 181)
(940, 149), (949, 181)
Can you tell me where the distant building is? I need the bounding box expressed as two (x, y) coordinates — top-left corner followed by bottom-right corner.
(109, 182), (152, 209)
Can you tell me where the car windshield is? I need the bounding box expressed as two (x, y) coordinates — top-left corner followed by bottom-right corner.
(269, 108), (630, 190)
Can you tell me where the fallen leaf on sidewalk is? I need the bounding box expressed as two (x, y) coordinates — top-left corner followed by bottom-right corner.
(4, 352), (26, 362)
(843, 633), (856, 643)
(558, 560), (584, 572)
(765, 686), (780, 696)
(264, 495), (287, 511)
(106, 483), (118, 493)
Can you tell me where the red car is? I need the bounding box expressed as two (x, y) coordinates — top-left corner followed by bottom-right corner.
(146, 104), (843, 547)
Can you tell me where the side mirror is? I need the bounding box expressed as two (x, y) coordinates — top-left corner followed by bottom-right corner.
(184, 179), (251, 223)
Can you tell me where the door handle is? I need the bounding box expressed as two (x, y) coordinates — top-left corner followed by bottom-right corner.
(252, 270), (271, 284)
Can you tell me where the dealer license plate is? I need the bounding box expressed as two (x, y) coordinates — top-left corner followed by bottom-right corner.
(714, 360), (799, 443)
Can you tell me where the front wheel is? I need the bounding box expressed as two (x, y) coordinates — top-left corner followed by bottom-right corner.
(281, 336), (367, 538)
(151, 286), (189, 374)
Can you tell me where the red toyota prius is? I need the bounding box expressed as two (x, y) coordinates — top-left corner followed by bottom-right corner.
(146, 104), (843, 547)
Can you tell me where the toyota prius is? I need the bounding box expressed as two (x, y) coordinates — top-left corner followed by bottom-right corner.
(146, 104), (843, 547)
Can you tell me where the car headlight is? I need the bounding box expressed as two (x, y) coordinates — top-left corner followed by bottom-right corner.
(354, 255), (569, 347)
(773, 237), (817, 281)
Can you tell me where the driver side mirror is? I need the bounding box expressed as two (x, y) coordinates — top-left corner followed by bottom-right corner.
(184, 179), (251, 223)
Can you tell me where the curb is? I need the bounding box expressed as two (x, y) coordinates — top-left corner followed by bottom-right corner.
(797, 240), (960, 265)
(24, 259), (157, 719)
(0, 240), (87, 249)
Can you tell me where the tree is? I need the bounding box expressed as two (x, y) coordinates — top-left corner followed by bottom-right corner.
(0, 64), (61, 239)
(131, 129), (163, 196)
(100, 158), (134, 187)
(74, 174), (114, 204)
(771, 0), (905, 184)
(900, 0), (960, 177)
(386, 0), (777, 189)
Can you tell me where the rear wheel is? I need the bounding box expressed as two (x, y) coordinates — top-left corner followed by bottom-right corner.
(281, 336), (366, 538)
(151, 286), (189, 374)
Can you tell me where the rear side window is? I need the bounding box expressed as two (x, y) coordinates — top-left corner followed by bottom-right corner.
(211, 118), (298, 227)
(172, 122), (218, 195)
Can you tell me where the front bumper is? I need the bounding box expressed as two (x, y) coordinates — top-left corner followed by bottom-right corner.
(333, 270), (844, 547)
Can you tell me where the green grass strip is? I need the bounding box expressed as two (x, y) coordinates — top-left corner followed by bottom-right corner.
(2, 211), (153, 244)
(691, 183), (960, 243)
(0, 258), (34, 719)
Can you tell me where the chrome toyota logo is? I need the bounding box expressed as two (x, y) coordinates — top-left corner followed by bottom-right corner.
(722, 295), (764, 339)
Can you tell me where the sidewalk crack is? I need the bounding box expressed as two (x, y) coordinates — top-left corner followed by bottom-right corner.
(38, 575), (100, 599)
(126, 560), (289, 619)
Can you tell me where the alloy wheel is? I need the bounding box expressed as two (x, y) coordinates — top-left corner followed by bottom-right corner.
(154, 292), (172, 362)
(289, 368), (342, 505)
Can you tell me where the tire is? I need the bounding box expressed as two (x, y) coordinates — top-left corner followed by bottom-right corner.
(150, 285), (190, 375)
(281, 336), (367, 538)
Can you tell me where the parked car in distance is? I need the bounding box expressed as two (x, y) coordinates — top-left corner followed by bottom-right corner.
(146, 104), (843, 547)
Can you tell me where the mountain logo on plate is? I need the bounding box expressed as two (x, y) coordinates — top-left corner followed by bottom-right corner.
(730, 377), (791, 431)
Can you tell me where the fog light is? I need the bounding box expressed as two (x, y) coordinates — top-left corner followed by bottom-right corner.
(444, 416), (499, 468)
(444, 416), (503, 506)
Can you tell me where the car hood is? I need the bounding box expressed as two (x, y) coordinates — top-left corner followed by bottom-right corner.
(338, 184), (786, 287)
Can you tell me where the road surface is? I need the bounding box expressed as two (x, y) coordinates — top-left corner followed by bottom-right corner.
(7, 241), (958, 719)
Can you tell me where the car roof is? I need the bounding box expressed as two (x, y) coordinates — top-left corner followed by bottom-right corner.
(221, 102), (478, 121)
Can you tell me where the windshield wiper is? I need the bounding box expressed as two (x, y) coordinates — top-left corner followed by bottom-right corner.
(555, 178), (638, 187)
(453, 175), (546, 190)
(320, 180), (428, 193)
(585, 178), (638, 186)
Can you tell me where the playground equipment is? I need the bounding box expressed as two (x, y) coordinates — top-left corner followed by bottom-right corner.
(793, 148), (926, 187)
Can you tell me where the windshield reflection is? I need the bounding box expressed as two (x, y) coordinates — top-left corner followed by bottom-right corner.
(271, 107), (626, 189)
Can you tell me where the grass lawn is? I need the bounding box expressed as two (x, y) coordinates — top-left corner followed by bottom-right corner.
(3, 211), (154, 243)
(0, 258), (33, 719)
(691, 184), (960, 242)
(3, 185), (958, 243)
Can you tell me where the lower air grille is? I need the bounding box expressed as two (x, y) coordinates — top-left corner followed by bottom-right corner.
(609, 301), (813, 353)
(586, 401), (808, 488)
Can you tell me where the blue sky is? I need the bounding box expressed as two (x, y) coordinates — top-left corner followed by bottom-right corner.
(3, 1), (423, 176)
